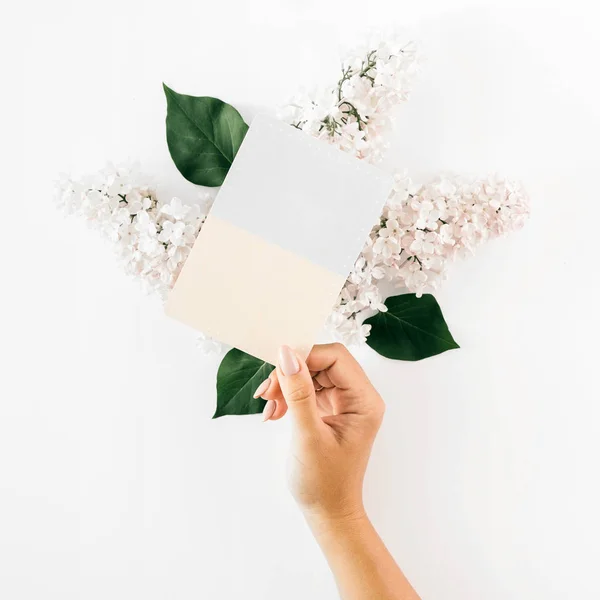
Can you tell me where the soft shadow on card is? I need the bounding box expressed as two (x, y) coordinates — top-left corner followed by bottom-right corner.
(165, 114), (393, 365)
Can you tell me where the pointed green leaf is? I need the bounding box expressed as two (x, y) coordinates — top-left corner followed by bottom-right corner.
(364, 294), (459, 361)
(214, 348), (275, 418)
(163, 84), (248, 187)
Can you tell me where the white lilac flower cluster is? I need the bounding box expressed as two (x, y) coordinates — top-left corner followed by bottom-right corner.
(327, 172), (530, 345)
(55, 164), (212, 301)
(56, 39), (530, 352)
(279, 39), (420, 164)
(276, 39), (529, 345)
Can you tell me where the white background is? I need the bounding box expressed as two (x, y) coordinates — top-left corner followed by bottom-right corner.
(3, 1), (600, 598)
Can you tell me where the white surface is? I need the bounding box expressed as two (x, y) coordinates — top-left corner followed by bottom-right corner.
(3, 1), (599, 599)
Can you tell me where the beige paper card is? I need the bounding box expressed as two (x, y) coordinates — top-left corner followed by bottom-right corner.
(166, 114), (393, 364)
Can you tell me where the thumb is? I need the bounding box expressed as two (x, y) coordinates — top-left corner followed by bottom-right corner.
(277, 345), (321, 433)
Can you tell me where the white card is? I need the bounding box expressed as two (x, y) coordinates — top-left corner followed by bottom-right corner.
(166, 114), (392, 364)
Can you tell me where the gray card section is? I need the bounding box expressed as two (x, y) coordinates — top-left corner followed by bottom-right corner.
(210, 114), (393, 278)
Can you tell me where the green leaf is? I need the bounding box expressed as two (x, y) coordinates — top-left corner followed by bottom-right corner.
(364, 294), (459, 361)
(163, 84), (249, 187)
(213, 348), (275, 418)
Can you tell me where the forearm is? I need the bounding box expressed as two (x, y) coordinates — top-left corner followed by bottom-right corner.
(306, 510), (420, 600)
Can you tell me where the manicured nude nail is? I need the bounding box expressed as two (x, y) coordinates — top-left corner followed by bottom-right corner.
(279, 345), (300, 376)
(253, 378), (271, 398)
(262, 399), (276, 421)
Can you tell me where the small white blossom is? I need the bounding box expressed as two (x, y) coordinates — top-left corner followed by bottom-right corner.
(196, 332), (224, 355)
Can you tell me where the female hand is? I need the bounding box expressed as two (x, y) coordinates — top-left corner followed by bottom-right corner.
(254, 343), (385, 521)
(254, 343), (419, 599)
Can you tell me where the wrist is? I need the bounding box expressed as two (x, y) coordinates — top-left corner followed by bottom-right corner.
(303, 502), (368, 532)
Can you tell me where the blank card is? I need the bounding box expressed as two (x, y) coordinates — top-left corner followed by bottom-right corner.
(165, 114), (393, 364)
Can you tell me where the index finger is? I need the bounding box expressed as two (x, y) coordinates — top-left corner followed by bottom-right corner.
(305, 343), (372, 392)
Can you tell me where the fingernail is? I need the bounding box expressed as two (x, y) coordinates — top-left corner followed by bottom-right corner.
(262, 399), (276, 422)
(279, 345), (300, 376)
(253, 378), (271, 399)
